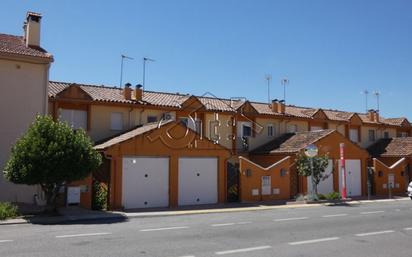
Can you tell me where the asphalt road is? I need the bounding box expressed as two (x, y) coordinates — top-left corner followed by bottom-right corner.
(1, 200), (412, 257)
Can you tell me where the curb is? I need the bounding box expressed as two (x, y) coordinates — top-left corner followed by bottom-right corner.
(1, 197), (408, 225)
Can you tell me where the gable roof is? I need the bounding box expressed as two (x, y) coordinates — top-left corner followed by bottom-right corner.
(48, 81), (410, 127)
(367, 137), (412, 157)
(251, 129), (335, 154)
(0, 33), (52, 60)
(94, 120), (173, 150)
(49, 81), (189, 107)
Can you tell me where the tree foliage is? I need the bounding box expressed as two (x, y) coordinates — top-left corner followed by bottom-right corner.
(296, 152), (330, 195)
(4, 116), (102, 210)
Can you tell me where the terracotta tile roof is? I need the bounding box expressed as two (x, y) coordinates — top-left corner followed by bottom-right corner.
(49, 81), (189, 107)
(94, 120), (173, 150)
(383, 117), (409, 126)
(251, 129), (335, 154)
(367, 137), (412, 157)
(198, 96), (241, 112)
(323, 110), (354, 121)
(0, 33), (52, 60)
(48, 81), (409, 126)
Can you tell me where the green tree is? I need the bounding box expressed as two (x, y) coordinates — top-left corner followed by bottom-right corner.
(296, 153), (330, 197)
(4, 115), (102, 211)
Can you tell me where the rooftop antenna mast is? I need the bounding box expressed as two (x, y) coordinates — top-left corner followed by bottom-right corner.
(265, 74), (272, 104)
(119, 54), (134, 87)
(142, 57), (155, 90)
(281, 78), (289, 104)
(362, 89), (369, 112)
(373, 91), (380, 113)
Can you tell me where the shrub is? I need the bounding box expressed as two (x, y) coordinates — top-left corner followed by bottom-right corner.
(0, 202), (18, 220)
(92, 181), (108, 210)
(318, 194), (326, 200)
(325, 192), (341, 200)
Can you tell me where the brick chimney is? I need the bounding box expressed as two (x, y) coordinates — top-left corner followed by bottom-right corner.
(135, 84), (143, 101)
(123, 83), (132, 100)
(368, 109), (379, 122)
(271, 99), (285, 114)
(24, 12), (42, 47)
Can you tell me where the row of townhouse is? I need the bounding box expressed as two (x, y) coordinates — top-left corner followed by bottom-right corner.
(47, 80), (412, 209)
(1, 12), (411, 209)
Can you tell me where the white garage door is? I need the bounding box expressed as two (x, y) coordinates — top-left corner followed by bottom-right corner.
(178, 157), (218, 206)
(339, 159), (362, 197)
(308, 160), (334, 195)
(122, 157), (169, 209)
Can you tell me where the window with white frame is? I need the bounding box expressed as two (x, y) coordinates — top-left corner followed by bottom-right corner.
(110, 112), (123, 131)
(368, 129), (376, 142)
(267, 124), (274, 137)
(59, 109), (87, 130)
(349, 128), (359, 142)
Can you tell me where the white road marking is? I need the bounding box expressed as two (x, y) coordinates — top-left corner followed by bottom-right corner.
(215, 245), (272, 255)
(360, 211), (384, 215)
(56, 232), (111, 238)
(0, 240), (13, 243)
(211, 222), (252, 227)
(139, 226), (189, 232)
(355, 230), (395, 237)
(403, 227), (412, 231)
(179, 256), (195, 257)
(289, 237), (340, 246)
(274, 217), (308, 222)
(395, 209), (401, 212)
(322, 214), (348, 218)
(211, 223), (235, 227)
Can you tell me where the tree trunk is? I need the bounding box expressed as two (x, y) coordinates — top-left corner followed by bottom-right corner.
(41, 184), (61, 214)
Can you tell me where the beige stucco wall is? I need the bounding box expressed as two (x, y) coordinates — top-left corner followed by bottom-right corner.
(283, 120), (308, 134)
(360, 126), (377, 148)
(0, 58), (48, 203)
(249, 117), (281, 150)
(88, 105), (174, 142)
(204, 113), (233, 149)
(328, 122), (346, 136)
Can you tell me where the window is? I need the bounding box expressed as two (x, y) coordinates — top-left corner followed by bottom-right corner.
(147, 116), (157, 123)
(287, 124), (298, 133)
(59, 109), (87, 130)
(368, 129), (376, 142)
(179, 117), (188, 127)
(349, 128), (359, 142)
(267, 124), (274, 137)
(384, 131), (390, 139)
(110, 112), (123, 131)
(209, 120), (220, 141)
(310, 126), (323, 131)
(242, 124), (252, 137)
(399, 132), (409, 138)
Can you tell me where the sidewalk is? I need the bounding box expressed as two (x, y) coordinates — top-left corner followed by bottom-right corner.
(1, 196), (409, 226)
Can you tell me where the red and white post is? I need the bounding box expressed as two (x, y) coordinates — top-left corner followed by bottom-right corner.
(340, 143), (347, 199)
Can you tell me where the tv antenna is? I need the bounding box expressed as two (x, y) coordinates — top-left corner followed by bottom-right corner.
(265, 74), (272, 104)
(281, 78), (289, 104)
(142, 57), (155, 90)
(119, 54), (134, 87)
(373, 91), (380, 112)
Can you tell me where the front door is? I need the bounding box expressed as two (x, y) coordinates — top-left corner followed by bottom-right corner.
(227, 162), (240, 202)
(262, 176), (271, 195)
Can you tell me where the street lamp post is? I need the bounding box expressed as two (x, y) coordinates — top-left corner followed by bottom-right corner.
(304, 144), (318, 201)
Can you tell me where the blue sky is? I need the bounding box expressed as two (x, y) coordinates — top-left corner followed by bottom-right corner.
(2, 0), (412, 119)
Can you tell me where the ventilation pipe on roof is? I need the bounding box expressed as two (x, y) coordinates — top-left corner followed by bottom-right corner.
(123, 83), (132, 100)
(135, 84), (143, 101)
(23, 12), (42, 47)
